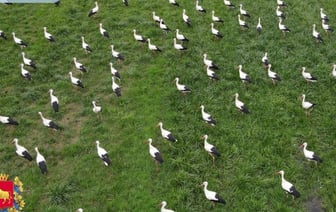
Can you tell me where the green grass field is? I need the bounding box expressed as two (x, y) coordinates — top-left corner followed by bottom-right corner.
(0, 0), (336, 211)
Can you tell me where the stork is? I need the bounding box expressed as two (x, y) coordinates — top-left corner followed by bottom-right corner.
(43, 27), (55, 42)
(173, 38), (187, 50)
(122, 0), (128, 6)
(160, 201), (174, 212)
(223, 0), (235, 9)
(152, 11), (161, 23)
(92, 101), (102, 114)
(95, 140), (111, 166)
(35, 147), (47, 174)
(133, 29), (146, 43)
(301, 67), (317, 83)
(267, 64), (281, 85)
(210, 23), (223, 38)
(262, 52), (269, 68)
(332, 64), (336, 78)
(174, 77), (191, 94)
(200, 105), (216, 126)
(312, 24), (323, 42)
(38, 112), (60, 130)
(157, 122), (177, 143)
(69, 72), (84, 88)
(276, 170), (300, 199)
(88, 1), (99, 17)
(99, 23), (109, 38)
(49, 89), (59, 112)
(201, 181), (226, 205)
(0, 115), (18, 125)
(111, 45), (124, 61)
(148, 138), (163, 164)
(300, 142), (322, 164)
(20, 63), (32, 80)
(234, 93), (249, 114)
(278, 18), (290, 34)
(73, 57), (87, 73)
(111, 76), (121, 97)
(203, 53), (219, 69)
(176, 29), (189, 41)
(211, 10), (223, 23)
(237, 64), (252, 83)
(239, 4), (250, 17)
(238, 15), (249, 29)
(13, 138), (33, 161)
(276, 6), (286, 19)
(256, 17), (262, 34)
(22, 52), (36, 69)
(12, 32), (27, 48)
(321, 20), (333, 33)
(0, 30), (7, 39)
(182, 9), (191, 26)
(81, 36), (92, 53)
(196, 0), (206, 13)
(206, 65), (220, 80)
(277, 0), (287, 7)
(301, 94), (315, 116)
(110, 62), (121, 79)
(147, 38), (161, 52)
(159, 19), (170, 32)
(169, 0), (179, 7)
(201, 135), (220, 164)
(320, 8), (329, 22)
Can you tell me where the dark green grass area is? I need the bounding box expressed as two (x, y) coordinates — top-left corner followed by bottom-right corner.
(0, 0), (336, 211)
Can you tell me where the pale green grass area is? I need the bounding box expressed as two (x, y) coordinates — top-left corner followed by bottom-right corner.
(0, 0), (336, 211)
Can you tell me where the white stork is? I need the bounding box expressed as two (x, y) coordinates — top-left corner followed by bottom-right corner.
(133, 29), (146, 43)
(49, 89), (59, 112)
(267, 64), (281, 85)
(211, 10), (223, 23)
(76, 208), (83, 212)
(300, 142), (323, 164)
(223, 0), (235, 9)
(239, 4), (250, 17)
(13, 138), (33, 161)
(173, 38), (187, 50)
(88, 1), (99, 17)
(43, 27), (55, 42)
(206, 65), (220, 80)
(12, 32), (27, 48)
(99, 23), (109, 38)
(148, 138), (163, 164)
(157, 122), (177, 143)
(277, 0), (287, 7)
(0, 115), (18, 125)
(169, 0), (179, 7)
(237, 64), (252, 83)
(276, 170), (300, 199)
(95, 140), (111, 166)
(122, 0), (128, 6)
(262, 52), (269, 67)
(321, 20), (333, 33)
(182, 9), (191, 26)
(312, 24), (323, 42)
(276, 6), (286, 19)
(0, 30), (7, 40)
(256, 17), (262, 34)
(301, 67), (317, 83)
(195, 0), (206, 13)
(201, 181), (226, 204)
(159, 19), (170, 32)
(69, 72), (84, 88)
(111, 45), (124, 61)
(81, 36), (92, 53)
(203, 53), (219, 69)
(22, 52), (36, 69)
(110, 62), (121, 79)
(200, 105), (216, 126)
(174, 77), (191, 94)
(332, 64), (336, 78)
(147, 38), (161, 52)
(73, 57), (87, 73)
(301, 94), (315, 116)
(38, 112), (60, 130)
(160, 201), (174, 212)
(111, 76), (121, 97)
(176, 29), (189, 42)
(234, 93), (249, 114)
(201, 135), (220, 164)
(210, 23), (223, 38)
(278, 18), (290, 33)
(320, 8), (329, 22)
(152, 11), (161, 23)
(238, 15), (249, 29)
(92, 101), (102, 114)
(20, 63), (32, 80)
(35, 147), (47, 174)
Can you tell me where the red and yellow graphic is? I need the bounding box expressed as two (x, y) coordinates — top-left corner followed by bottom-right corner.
(0, 174), (13, 209)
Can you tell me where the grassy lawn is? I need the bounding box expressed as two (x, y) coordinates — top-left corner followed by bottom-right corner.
(0, 0), (336, 211)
